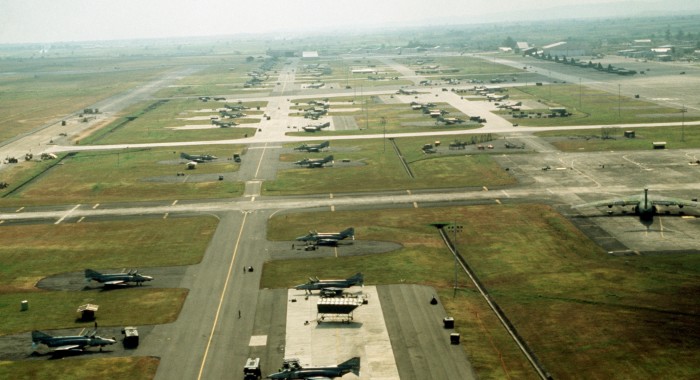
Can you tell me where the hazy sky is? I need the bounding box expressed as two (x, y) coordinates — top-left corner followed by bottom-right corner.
(1, 0), (698, 44)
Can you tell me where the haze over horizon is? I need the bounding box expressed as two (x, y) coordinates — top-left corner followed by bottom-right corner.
(1, 0), (700, 44)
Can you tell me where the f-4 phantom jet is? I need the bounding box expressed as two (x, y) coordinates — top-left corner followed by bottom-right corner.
(267, 357), (360, 379)
(294, 272), (364, 295)
(85, 269), (153, 286)
(294, 155), (334, 168)
(32, 325), (116, 353)
(180, 152), (217, 163)
(302, 122), (330, 132)
(295, 227), (354, 245)
(294, 141), (330, 152)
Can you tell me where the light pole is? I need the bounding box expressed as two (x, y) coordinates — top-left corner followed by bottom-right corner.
(446, 223), (463, 297)
(579, 77), (582, 110)
(618, 84), (621, 119)
(681, 105), (687, 142)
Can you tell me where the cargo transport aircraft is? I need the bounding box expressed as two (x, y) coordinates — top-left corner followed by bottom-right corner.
(573, 187), (698, 228)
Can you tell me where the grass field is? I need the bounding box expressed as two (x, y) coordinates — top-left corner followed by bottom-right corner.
(296, 57), (414, 89)
(0, 217), (216, 335)
(288, 96), (481, 136)
(498, 84), (693, 127)
(535, 125), (700, 151)
(0, 146), (244, 205)
(152, 58), (269, 98)
(0, 356), (159, 380)
(264, 205), (700, 379)
(264, 136), (514, 195)
(79, 98), (262, 145)
(0, 57), (167, 142)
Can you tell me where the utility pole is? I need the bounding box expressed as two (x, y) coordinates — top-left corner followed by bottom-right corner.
(681, 105), (687, 142)
(579, 77), (582, 110)
(618, 84), (621, 119)
(446, 223), (463, 297)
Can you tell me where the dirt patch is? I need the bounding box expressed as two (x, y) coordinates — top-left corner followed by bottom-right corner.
(71, 116), (118, 144)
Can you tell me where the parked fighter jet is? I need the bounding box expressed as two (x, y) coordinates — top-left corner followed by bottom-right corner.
(573, 187), (698, 227)
(294, 272), (363, 295)
(32, 325), (116, 353)
(437, 116), (465, 125)
(302, 122), (330, 132)
(294, 155), (334, 168)
(219, 110), (246, 119)
(180, 152), (217, 163)
(295, 227), (354, 245)
(396, 88), (418, 95)
(85, 269), (153, 286)
(267, 357), (360, 379)
(223, 103), (249, 111)
(307, 81), (325, 89)
(211, 119), (236, 128)
(294, 141), (330, 152)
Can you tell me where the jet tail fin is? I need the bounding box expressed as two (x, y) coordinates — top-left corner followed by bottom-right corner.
(339, 357), (361, 375)
(341, 227), (355, 238)
(349, 272), (364, 285)
(31, 330), (52, 343)
(85, 269), (101, 279)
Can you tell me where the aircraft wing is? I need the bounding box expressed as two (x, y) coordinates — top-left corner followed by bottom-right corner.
(650, 197), (699, 207)
(52, 344), (82, 351)
(572, 196), (642, 209)
(103, 280), (127, 286)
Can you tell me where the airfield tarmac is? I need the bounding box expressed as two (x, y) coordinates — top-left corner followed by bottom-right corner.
(0, 52), (699, 379)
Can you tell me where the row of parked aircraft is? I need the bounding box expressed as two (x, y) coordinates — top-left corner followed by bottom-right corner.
(31, 269), (155, 354)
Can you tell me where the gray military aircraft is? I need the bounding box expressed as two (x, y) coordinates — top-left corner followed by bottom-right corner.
(267, 357), (360, 379)
(211, 119), (236, 128)
(573, 187), (698, 227)
(294, 155), (334, 168)
(223, 103), (249, 111)
(219, 110), (246, 119)
(302, 122), (331, 132)
(437, 116), (465, 125)
(307, 81), (325, 89)
(294, 141), (330, 152)
(396, 88), (418, 95)
(32, 325), (116, 353)
(85, 269), (153, 286)
(295, 227), (354, 245)
(180, 152), (217, 163)
(294, 272), (364, 295)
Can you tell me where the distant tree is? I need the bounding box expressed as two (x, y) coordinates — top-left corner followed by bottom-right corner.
(596, 62), (604, 70)
(665, 27), (671, 41)
(245, 56), (254, 63)
(502, 36), (516, 49)
(607, 64), (614, 72)
(676, 30), (685, 41)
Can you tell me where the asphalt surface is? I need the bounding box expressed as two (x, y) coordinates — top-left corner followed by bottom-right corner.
(1, 53), (700, 380)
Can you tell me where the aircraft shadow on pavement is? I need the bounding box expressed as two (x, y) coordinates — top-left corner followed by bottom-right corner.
(314, 321), (364, 329)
